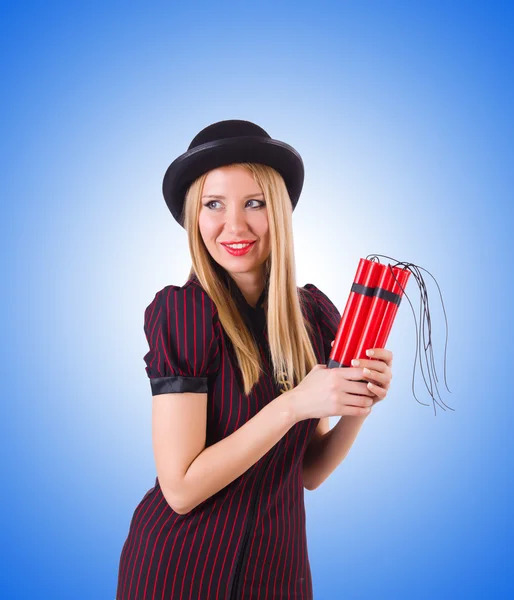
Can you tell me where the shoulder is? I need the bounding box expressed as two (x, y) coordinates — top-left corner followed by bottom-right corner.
(144, 279), (219, 325)
(300, 283), (320, 301)
(299, 282), (334, 308)
(142, 280), (222, 383)
(298, 283), (319, 314)
(299, 282), (341, 321)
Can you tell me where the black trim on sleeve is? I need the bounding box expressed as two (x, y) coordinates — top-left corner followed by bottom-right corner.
(149, 375), (209, 395)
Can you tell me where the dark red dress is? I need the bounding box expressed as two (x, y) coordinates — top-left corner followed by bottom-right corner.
(116, 273), (341, 599)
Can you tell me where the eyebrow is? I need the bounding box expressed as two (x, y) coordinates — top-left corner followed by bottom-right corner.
(201, 193), (264, 200)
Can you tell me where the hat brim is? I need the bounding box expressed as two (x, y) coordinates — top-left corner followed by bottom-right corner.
(162, 136), (304, 226)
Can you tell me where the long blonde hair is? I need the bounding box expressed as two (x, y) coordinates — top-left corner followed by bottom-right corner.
(182, 162), (318, 396)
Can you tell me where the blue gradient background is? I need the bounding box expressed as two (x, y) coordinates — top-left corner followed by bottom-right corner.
(2, 1), (512, 598)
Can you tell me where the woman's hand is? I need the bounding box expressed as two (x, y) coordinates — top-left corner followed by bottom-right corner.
(289, 362), (376, 423)
(331, 341), (393, 407)
(288, 344), (394, 424)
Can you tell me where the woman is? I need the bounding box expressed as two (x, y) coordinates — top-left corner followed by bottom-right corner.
(116, 119), (393, 599)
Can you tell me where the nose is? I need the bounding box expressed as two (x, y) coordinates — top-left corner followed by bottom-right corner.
(225, 204), (249, 233)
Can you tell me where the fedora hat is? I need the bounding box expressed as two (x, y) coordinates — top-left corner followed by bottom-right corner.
(162, 119), (305, 227)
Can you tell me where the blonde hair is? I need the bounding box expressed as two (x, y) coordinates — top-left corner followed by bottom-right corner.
(182, 162), (318, 396)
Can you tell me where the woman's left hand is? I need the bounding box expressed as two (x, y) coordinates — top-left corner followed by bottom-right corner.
(330, 343), (393, 406)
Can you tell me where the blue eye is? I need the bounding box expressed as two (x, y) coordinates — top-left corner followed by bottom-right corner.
(247, 199), (265, 208)
(203, 200), (219, 209)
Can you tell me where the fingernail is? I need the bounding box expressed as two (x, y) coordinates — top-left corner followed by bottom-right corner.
(351, 359), (359, 366)
(366, 349), (374, 356)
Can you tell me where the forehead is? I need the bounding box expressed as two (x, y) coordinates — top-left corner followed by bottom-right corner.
(202, 165), (262, 195)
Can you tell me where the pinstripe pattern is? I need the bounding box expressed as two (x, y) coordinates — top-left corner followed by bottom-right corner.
(116, 276), (341, 599)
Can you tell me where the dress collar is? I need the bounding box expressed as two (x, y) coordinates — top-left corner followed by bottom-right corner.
(226, 274), (268, 312)
(190, 272), (269, 333)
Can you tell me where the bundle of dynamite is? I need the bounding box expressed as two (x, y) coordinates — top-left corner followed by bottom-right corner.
(327, 254), (453, 416)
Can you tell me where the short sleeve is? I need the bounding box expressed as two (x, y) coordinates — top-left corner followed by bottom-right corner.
(303, 283), (342, 362)
(143, 284), (221, 396)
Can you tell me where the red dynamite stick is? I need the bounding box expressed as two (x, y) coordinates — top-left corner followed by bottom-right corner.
(352, 263), (391, 363)
(353, 264), (411, 362)
(373, 267), (411, 350)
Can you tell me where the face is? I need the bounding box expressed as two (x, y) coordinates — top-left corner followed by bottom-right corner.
(198, 165), (271, 283)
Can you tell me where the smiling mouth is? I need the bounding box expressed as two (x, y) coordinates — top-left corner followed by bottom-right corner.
(222, 242), (255, 248)
(221, 241), (256, 255)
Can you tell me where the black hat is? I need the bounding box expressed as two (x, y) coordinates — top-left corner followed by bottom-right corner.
(162, 119), (305, 227)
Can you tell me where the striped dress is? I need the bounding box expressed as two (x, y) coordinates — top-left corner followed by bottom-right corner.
(116, 273), (341, 599)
